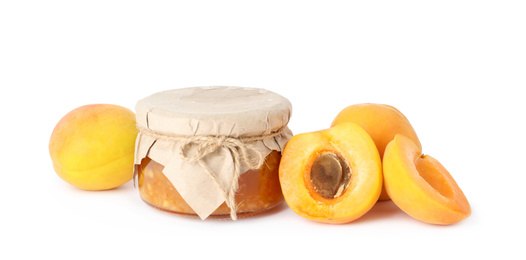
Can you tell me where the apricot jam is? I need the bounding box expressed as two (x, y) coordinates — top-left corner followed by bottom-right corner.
(137, 151), (284, 218)
(134, 87), (292, 219)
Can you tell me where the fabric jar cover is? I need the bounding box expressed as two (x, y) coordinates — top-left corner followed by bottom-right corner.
(134, 86), (292, 220)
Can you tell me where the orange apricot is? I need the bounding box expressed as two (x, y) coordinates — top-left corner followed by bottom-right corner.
(279, 122), (382, 224)
(383, 135), (471, 225)
(331, 103), (421, 200)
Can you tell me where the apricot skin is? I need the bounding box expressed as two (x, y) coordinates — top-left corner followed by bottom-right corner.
(383, 135), (471, 225)
(331, 103), (421, 200)
(49, 104), (138, 190)
(279, 122), (382, 224)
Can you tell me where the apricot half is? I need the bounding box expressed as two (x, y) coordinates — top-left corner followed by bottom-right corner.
(279, 122), (382, 224)
(383, 135), (471, 225)
(331, 103), (422, 200)
(49, 104), (138, 190)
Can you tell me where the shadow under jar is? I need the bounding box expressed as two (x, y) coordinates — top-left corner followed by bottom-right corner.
(133, 86), (293, 220)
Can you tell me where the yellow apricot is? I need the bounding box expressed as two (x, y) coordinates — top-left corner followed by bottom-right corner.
(49, 104), (138, 190)
(383, 135), (471, 225)
(331, 103), (421, 200)
(279, 122), (382, 224)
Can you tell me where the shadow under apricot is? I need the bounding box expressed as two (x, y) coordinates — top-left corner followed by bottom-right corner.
(351, 200), (406, 224)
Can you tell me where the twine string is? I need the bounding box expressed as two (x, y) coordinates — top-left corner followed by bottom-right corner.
(137, 126), (284, 220)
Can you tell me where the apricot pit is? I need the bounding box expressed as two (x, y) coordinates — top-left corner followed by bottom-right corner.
(310, 152), (351, 199)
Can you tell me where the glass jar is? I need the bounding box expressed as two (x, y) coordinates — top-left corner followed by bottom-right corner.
(133, 86), (292, 220)
(137, 151), (283, 218)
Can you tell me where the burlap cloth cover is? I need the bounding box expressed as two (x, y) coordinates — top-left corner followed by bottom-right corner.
(134, 86), (292, 220)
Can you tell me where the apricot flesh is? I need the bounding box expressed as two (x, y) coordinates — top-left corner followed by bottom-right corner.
(279, 122), (382, 224)
(49, 104), (138, 190)
(331, 103), (422, 200)
(383, 135), (471, 225)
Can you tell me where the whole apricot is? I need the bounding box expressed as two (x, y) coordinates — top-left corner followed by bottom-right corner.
(49, 104), (138, 190)
(331, 103), (421, 200)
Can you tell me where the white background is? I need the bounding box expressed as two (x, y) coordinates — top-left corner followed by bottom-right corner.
(1, 1), (525, 259)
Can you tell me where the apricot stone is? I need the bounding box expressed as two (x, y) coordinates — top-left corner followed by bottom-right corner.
(383, 135), (471, 225)
(279, 122), (382, 224)
(310, 153), (351, 199)
(331, 103), (421, 200)
(49, 104), (138, 190)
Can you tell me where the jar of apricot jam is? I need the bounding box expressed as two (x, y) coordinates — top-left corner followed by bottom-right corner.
(133, 87), (292, 220)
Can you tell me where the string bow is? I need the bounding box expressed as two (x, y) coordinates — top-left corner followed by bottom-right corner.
(177, 135), (265, 220)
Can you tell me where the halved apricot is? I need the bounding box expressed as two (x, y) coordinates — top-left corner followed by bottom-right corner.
(279, 122), (382, 224)
(331, 103), (421, 200)
(383, 135), (471, 225)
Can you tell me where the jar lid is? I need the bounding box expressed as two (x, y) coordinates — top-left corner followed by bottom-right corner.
(135, 86), (292, 137)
